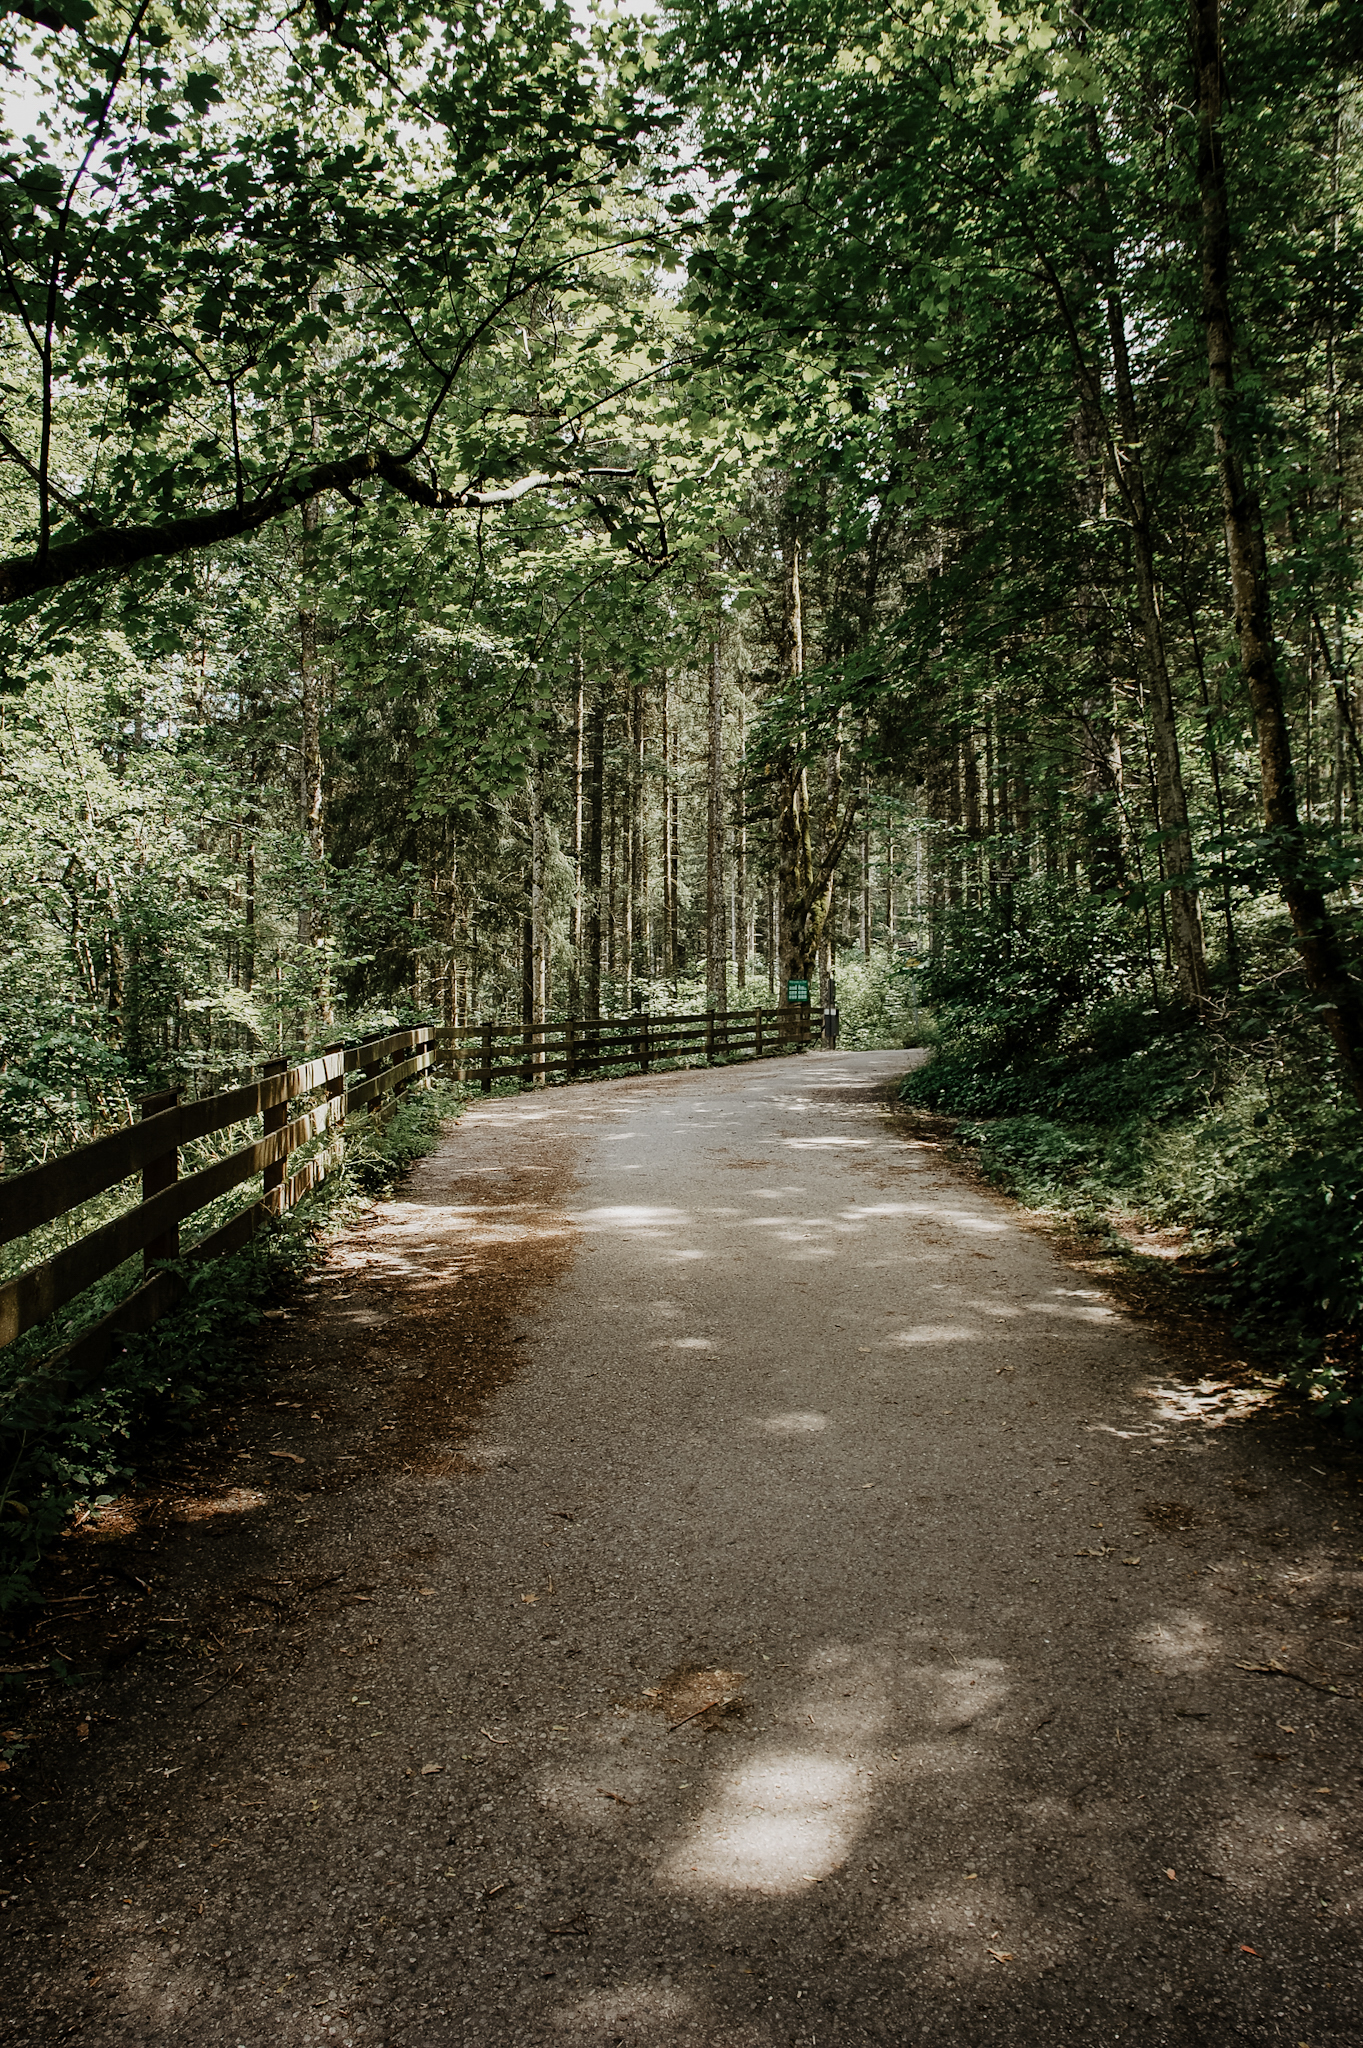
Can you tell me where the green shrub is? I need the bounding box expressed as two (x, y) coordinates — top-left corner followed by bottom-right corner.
(899, 889), (1363, 1426)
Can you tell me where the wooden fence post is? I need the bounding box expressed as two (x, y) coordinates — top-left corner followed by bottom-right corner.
(705, 1009), (716, 1064)
(323, 1041), (346, 1166)
(261, 1056), (288, 1212)
(565, 1015), (578, 1083)
(141, 1087), (180, 1272)
(480, 1022), (494, 1094)
(755, 1008), (764, 1059)
(641, 1011), (651, 1074)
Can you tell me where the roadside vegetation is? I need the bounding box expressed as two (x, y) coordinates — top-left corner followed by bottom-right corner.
(0, 1084), (462, 1621)
(902, 885), (1363, 1423)
(1, 0), (1360, 1537)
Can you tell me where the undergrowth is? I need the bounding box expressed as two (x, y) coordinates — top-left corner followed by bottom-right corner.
(900, 887), (1363, 1429)
(0, 1081), (463, 1624)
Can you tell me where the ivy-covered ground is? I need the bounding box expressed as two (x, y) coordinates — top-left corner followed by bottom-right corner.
(901, 888), (1363, 1432)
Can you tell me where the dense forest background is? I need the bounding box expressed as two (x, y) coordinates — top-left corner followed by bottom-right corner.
(2, 0), (1361, 1409)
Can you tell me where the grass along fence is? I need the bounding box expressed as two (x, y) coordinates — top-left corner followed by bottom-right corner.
(0, 1002), (808, 1416)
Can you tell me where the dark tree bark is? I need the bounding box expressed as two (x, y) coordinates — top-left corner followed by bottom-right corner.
(1193, 0), (1363, 1107)
(584, 689), (606, 1022)
(776, 538), (862, 998)
(706, 632), (727, 1009)
(0, 453), (637, 607)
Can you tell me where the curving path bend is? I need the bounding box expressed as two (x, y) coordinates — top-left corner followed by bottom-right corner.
(4, 1050), (1360, 2048)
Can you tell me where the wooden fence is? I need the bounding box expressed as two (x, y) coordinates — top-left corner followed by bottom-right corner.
(0, 1003), (807, 1403)
(446, 1002), (805, 1092)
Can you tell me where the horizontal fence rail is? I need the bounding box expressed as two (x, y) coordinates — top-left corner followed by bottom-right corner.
(444, 1004), (804, 1093)
(0, 1003), (808, 1409)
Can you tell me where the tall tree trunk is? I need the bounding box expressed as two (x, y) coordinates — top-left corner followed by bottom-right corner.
(778, 539), (816, 995)
(860, 816), (871, 957)
(298, 489), (323, 954)
(621, 704), (633, 991)
(585, 689), (605, 1021)
(706, 631), (726, 1008)
(607, 770), (617, 982)
(660, 671), (674, 974)
(521, 910), (534, 1029)
(735, 690), (747, 988)
(1034, 99), (1210, 1004)
(529, 770), (546, 1080)
(636, 686), (649, 975)
(529, 769), (544, 1020)
(669, 690), (681, 973)
(885, 821), (895, 943)
(953, 733), (978, 901)
(1193, 0), (1363, 1106)
(776, 537), (861, 996)
(297, 327), (326, 991)
(243, 833), (256, 997)
(570, 656), (584, 1009)
(1103, 293), (1206, 1004)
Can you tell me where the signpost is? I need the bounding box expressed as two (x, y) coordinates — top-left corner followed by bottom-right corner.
(786, 978), (810, 1004)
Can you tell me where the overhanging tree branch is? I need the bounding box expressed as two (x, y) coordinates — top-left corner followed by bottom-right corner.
(0, 453), (638, 606)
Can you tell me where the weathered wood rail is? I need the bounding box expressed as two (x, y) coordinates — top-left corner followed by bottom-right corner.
(0, 1003), (806, 1404)
(448, 1003), (805, 1092)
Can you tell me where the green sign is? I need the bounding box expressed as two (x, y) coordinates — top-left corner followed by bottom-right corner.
(786, 978), (810, 1004)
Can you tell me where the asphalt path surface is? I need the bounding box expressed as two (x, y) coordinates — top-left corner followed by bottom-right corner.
(4, 1050), (1361, 2047)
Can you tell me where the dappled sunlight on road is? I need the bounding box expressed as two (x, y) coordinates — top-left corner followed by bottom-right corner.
(1145, 1377), (1278, 1427)
(1023, 1294), (1117, 1322)
(886, 1324), (983, 1346)
(1129, 1607), (1221, 1676)
(573, 1203), (692, 1229)
(784, 1135), (875, 1148)
(664, 1751), (867, 1894)
(661, 1642), (900, 1897)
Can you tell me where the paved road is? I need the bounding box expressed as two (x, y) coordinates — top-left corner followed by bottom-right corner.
(5, 1051), (1360, 2047)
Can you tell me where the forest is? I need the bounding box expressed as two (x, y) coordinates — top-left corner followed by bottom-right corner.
(1, 0), (1361, 1424)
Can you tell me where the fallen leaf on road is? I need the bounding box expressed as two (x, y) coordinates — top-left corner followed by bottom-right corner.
(597, 1787), (634, 1806)
(479, 1727), (509, 1745)
(987, 1949), (1014, 1964)
(421, 1763), (442, 1775)
(269, 1452), (305, 1465)
(1240, 1945), (1258, 1956)
(1165, 1869), (1176, 1881)
(521, 1593), (538, 1605)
